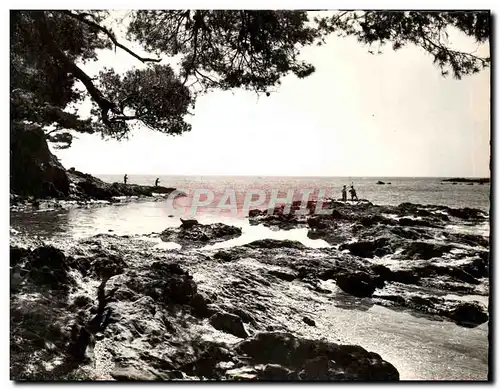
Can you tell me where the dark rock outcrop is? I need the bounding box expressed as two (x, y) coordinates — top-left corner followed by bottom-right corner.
(244, 239), (306, 250)
(268, 269), (297, 282)
(235, 332), (400, 381)
(67, 169), (178, 201)
(335, 271), (379, 297)
(180, 218), (200, 229)
(446, 207), (487, 221)
(160, 223), (242, 246)
(10, 245), (74, 291)
(449, 302), (489, 328)
(209, 312), (249, 338)
(401, 241), (454, 260)
(339, 238), (393, 258)
(442, 178), (489, 184)
(111, 367), (160, 381)
(10, 124), (69, 198)
(302, 317), (316, 327)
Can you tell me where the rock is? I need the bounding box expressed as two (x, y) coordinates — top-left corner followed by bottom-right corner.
(330, 209), (346, 220)
(225, 366), (259, 380)
(213, 250), (237, 262)
(160, 223), (242, 246)
(360, 215), (396, 227)
(398, 218), (436, 228)
(111, 367), (159, 381)
(401, 241), (453, 260)
(449, 302), (488, 328)
(10, 124), (69, 198)
(209, 312), (249, 338)
(268, 269), (297, 282)
(444, 233), (489, 248)
(298, 356), (345, 380)
(391, 227), (424, 240)
(245, 239), (306, 250)
(371, 265), (420, 285)
(180, 218), (199, 229)
(10, 247), (31, 267)
(89, 255), (127, 279)
(442, 178), (489, 184)
(248, 209), (266, 218)
(339, 238), (392, 258)
(336, 271), (378, 297)
(66, 169), (178, 200)
(302, 317), (316, 327)
(447, 207), (486, 220)
(189, 293), (210, 318)
(72, 295), (93, 308)
(461, 255), (489, 278)
(235, 332), (399, 381)
(306, 216), (329, 230)
(164, 274), (198, 305)
(124, 261), (200, 305)
(376, 181), (385, 185)
(25, 246), (74, 290)
(389, 270), (420, 285)
(258, 364), (295, 380)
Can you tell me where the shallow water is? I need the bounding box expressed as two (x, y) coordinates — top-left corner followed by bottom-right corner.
(10, 200), (332, 249)
(319, 302), (488, 380)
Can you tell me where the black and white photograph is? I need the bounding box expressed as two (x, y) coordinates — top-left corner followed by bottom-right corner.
(9, 7), (491, 382)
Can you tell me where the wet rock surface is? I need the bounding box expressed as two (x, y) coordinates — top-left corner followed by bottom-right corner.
(247, 200), (489, 324)
(234, 332), (399, 380)
(160, 221), (242, 247)
(10, 201), (489, 381)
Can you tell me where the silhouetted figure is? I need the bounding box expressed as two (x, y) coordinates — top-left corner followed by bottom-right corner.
(349, 185), (358, 201)
(123, 174), (128, 184)
(341, 185), (347, 202)
(155, 178), (160, 187)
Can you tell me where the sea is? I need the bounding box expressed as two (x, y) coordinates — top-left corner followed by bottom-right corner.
(99, 174), (491, 211)
(10, 175), (491, 242)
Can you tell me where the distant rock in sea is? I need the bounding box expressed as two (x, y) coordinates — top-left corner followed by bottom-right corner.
(442, 178), (489, 184)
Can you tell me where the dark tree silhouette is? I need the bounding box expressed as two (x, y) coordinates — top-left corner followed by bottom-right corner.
(11, 10), (490, 146)
(314, 11), (490, 79)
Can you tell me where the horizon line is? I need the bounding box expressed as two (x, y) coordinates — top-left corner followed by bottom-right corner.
(88, 173), (491, 179)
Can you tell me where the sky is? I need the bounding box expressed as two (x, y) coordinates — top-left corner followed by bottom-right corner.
(53, 11), (491, 178)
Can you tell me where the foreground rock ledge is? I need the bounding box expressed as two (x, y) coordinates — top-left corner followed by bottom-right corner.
(10, 241), (400, 381)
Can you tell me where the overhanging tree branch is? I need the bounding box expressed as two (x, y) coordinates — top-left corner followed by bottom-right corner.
(61, 10), (162, 63)
(34, 11), (117, 127)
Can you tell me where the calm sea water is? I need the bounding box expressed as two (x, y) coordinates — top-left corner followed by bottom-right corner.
(98, 175), (491, 212)
(11, 175), (490, 241)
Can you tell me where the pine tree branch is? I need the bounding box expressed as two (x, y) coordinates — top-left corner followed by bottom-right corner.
(33, 11), (117, 127)
(61, 10), (162, 63)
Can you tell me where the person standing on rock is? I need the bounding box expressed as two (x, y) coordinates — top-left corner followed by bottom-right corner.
(342, 185), (347, 202)
(124, 174), (128, 184)
(349, 185), (358, 201)
(155, 178), (160, 187)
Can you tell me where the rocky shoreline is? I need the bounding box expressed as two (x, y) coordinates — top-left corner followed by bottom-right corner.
(10, 168), (183, 213)
(10, 199), (490, 381)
